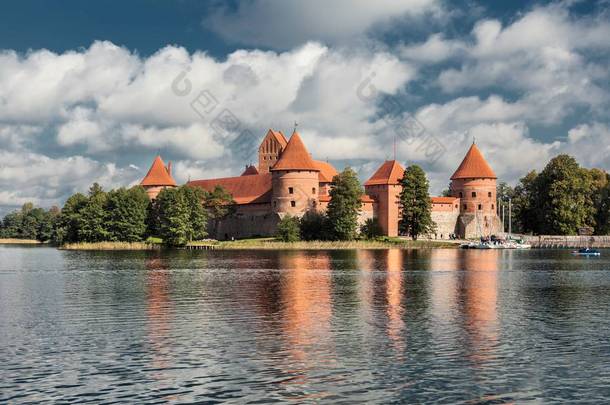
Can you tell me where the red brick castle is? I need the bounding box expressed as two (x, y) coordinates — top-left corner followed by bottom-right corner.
(140, 130), (501, 239)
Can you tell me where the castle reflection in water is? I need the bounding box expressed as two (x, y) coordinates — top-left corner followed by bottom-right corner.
(142, 248), (501, 396)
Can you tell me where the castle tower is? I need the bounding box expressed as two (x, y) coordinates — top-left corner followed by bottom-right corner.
(258, 129), (288, 173)
(270, 131), (320, 216)
(140, 155), (177, 199)
(364, 160), (405, 237)
(450, 143), (500, 238)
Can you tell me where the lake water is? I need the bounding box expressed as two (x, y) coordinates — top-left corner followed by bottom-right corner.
(1, 246), (610, 403)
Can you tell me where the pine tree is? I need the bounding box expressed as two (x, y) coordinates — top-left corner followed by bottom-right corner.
(399, 164), (435, 240)
(326, 167), (363, 241)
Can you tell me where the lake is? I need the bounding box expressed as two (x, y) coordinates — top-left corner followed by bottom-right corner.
(1, 246), (610, 403)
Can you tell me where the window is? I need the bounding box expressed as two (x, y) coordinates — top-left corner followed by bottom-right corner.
(273, 201), (277, 207)
(288, 187), (294, 194)
(478, 204), (482, 210)
(472, 192), (477, 198)
(488, 192), (492, 197)
(463, 204), (467, 210)
(290, 201), (296, 207)
(312, 187), (316, 194)
(459, 192), (463, 198)
(491, 204), (495, 210)
(455, 204), (458, 209)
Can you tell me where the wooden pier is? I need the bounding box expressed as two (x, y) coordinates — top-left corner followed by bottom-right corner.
(182, 244), (217, 250)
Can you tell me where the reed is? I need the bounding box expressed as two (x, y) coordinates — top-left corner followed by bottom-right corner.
(60, 241), (160, 250)
(212, 238), (458, 250)
(0, 238), (43, 244)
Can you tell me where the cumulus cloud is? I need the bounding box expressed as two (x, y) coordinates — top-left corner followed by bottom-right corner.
(204, 0), (442, 48)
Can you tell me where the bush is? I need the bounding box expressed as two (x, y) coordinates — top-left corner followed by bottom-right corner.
(299, 210), (329, 241)
(360, 218), (382, 239)
(276, 215), (301, 242)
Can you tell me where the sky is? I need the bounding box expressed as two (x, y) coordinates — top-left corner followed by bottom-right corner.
(1, 0), (610, 214)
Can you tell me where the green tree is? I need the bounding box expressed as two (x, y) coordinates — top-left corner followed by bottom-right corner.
(151, 186), (207, 246)
(183, 186), (208, 241)
(105, 187), (150, 242)
(326, 167), (363, 241)
(204, 185), (235, 220)
(37, 206), (60, 242)
(277, 215), (301, 242)
(299, 210), (329, 241)
(399, 164), (435, 240)
(360, 218), (382, 239)
(536, 155), (595, 235)
(53, 193), (88, 244)
(78, 183), (110, 242)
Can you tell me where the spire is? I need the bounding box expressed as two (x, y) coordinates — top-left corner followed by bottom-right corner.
(140, 155), (177, 187)
(450, 143), (496, 180)
(270, 132), (319, 171)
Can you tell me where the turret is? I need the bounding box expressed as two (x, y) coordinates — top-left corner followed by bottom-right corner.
(450, 142), (497, 214)
(140, 155), (177, 199)
(270, 131), (319, 215)
(364, 160), (405, 237)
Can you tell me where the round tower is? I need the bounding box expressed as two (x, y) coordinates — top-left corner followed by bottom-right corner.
(270, 132), (319, 216)
(450, 142), (500, 237)
(140, 155), (177, 199)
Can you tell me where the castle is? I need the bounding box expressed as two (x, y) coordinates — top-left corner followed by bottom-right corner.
(139, 129), (501, 240)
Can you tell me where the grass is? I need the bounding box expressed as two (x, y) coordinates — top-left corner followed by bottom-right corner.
(60, 241), (161, 250)
(0, 238), (43, 244)
(192, 237), (459, 250)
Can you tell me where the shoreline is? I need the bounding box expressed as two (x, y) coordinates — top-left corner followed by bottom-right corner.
(0, 238), (44, 244)
(59, 238), (460, 251)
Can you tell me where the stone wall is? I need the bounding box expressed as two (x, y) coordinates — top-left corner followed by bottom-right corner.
(430, 211), (460, 239)
(210, 212), (281, 240)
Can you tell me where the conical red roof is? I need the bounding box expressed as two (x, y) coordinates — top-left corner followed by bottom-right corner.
(270, 132), (319, 171)
(364, 160), (405, 186)
(450, 143), (496, 180)
(140, 156), (177, 187)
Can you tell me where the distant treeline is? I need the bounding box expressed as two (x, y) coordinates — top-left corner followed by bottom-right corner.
(498, 154), (610, 235)
(0, 184), (234, 246)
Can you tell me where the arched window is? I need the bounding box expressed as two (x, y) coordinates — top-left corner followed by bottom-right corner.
(478, 204), (482, 210)
(472, 192), (477, 198)
(290, 201), (296, 207)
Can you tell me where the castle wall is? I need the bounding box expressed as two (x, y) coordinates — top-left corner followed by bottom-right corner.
(430, 211), (460, 239)
(211, 212), (281, 240)
(458, 214), (502, 239)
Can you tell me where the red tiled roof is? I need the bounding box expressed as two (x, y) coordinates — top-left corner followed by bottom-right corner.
(364, 160), (405, 186)
(451, 143), (496, 180)
(271, 132), (319, 171)
(241, 165), (259, 176)
(140, 156), (177, 187)
(269, 129), (288, 148)
(315, 160), (338, 183)
(188, 173), (272, 205)
(431, 196), (458, 204)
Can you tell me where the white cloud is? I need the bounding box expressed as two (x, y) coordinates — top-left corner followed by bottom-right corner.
(204, 0), (442, 48)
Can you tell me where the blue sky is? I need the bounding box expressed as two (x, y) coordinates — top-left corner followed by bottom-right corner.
(1, 0), (610, 214)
